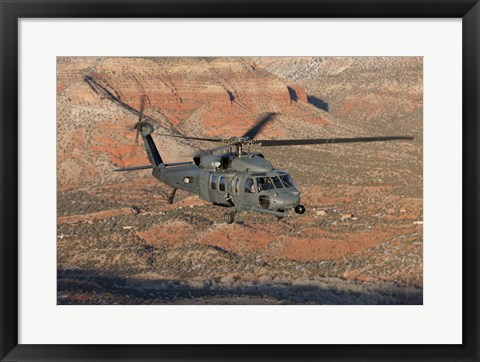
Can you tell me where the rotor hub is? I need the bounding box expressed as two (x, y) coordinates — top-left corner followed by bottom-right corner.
(223, 136), (255, 145)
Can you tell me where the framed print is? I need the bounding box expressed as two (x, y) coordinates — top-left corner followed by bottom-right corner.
(56, 55), (422, 307)
(1, 0), (479, 361)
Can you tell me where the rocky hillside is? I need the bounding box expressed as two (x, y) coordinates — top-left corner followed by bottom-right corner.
(255, 57), (422, 134)
(57, 57), (334, 190)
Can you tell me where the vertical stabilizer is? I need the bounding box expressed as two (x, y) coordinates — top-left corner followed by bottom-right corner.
(139, 122), (163, 167)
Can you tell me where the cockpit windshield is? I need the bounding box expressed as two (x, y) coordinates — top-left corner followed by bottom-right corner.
(274, 170), (297, 189)
(279, 174), (295, 188)
(255, 174), (296, 192)
(271, 176), (284, 189)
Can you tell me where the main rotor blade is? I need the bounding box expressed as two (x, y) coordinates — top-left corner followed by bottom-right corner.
(155, 133), (225, 143)
(113, 165), (153, 172)
(256, 135), (414, 147)
(242, 112), (278, 139)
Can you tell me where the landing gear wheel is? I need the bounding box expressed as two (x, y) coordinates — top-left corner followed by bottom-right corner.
(224, 211), (235, 224)
(294, 204), (306, 215)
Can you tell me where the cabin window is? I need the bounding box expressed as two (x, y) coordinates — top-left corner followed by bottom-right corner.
(234, 178), (240, 194)
(245, 178), (256, 193)
(210, 174), (217, 190)
(218, 176), (226, 192)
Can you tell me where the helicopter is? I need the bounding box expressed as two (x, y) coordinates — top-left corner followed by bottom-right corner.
(113, 99), (414, 224)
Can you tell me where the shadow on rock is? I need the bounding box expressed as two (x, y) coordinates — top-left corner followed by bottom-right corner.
(57, 269), (422, 305)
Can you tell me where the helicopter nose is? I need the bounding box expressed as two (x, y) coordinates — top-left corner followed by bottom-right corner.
(270, 191), (300, 209)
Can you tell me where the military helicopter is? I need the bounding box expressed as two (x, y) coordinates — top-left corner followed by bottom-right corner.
(113, 98), (413, 224)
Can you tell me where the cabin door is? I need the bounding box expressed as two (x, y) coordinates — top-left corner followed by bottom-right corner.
(230, 176), (241, 206)
(208, 173), (229, 206)
(241, 177), (259, 208)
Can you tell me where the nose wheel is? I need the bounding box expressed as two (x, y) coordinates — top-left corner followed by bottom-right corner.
(294, 204), (306, 214)
(224, 211), (236, 224)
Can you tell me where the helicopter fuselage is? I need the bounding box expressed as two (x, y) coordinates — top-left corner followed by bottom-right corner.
(152, 152), (302, 217)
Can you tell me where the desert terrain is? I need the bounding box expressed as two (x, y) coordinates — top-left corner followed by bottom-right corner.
(57, 57), (423, 304)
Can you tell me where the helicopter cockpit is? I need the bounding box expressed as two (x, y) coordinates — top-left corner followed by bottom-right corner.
(242, 171), (300, 212)
(256, 175), (287, 192)
(256, 172), (297, 191)
(245, 171), (298, 194)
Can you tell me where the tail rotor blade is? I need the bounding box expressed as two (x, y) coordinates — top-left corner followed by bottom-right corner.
(138, 96), (145, 124)
(134, 96), (147, 143)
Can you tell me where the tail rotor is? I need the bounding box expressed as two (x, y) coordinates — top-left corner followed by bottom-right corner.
(134, 95), (147, 143)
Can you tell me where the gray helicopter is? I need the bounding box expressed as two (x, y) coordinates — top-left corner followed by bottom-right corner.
(114, 103), (413, 224)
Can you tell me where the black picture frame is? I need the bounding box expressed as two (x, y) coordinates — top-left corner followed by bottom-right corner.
(1, 0), (478, 361)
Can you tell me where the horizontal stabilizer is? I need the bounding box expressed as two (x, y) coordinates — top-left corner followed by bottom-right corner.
(164, 161), (194, 167)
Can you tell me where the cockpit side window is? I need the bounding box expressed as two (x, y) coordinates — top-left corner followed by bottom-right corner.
(245, 178), (255, 193)
(256, 177), (275, 191)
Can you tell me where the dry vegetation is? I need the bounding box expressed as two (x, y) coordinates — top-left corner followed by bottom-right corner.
(57, 57), (423, 304)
